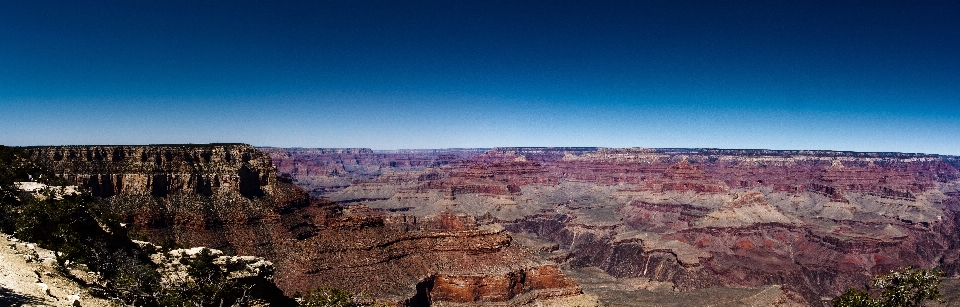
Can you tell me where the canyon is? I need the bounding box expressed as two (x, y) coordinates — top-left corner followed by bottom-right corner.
(262, 146), (960, 306)
(21, 144), (593, 306)
(18, 144), (960, 306)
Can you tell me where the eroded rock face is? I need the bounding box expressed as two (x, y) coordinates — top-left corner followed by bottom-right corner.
(266, 147), (960, 306)
(23, 144), (276, 198)
(26, 145), (588, 306)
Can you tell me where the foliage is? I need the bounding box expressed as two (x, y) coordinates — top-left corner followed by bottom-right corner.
(0, 146), (29, 233)
(0, 145), (66, 186)
(298, 287), (386, 307)
(834, 266), (944, 307)
(834, 288), (877, 307)
(108, 249), (163, 306)
(299, 287), (357, 307)
(0, 146), (291, 306)
(0, 145), (69, 233)
(0, 186), (18, 233)
(156, 248), (258, 307)
(15, 192), (106, 265)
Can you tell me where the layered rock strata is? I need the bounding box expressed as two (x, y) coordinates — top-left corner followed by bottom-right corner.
(24, 145), (589, 306)
(266, 147), (960, 306)
(24, 144), (275, 198)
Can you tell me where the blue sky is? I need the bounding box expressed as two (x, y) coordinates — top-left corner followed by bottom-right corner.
(2, 1), (959, 154)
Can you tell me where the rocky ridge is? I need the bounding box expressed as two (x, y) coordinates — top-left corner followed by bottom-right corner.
(24, 144), (276, 198)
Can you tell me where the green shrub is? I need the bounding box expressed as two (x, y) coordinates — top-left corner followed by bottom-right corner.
(297, 286), (387, 307)
(834, 266), (944, 307)
(15, 192), (105, 266)
(156, 248), (259, 307)
(109, 250), (163, 306)
(0, 146), (292, 306)
(298, 287), (358, 307)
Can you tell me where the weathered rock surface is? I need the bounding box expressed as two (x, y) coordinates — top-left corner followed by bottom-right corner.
(266, 147), (960, 306)
(24, 144), (276, 198)
(140, 243), (276, 287)
(25, 144), (589, 306)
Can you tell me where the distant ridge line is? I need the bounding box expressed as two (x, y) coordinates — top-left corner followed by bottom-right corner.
(22, 143), (249, 148)
(17, 145), (953, 158)
(259, 146), (954, 158)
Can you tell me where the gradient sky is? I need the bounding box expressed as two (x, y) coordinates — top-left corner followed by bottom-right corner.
(2, 1), (959, 154)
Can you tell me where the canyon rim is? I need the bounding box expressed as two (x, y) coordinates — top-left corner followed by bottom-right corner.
(4, 144), (959, 306)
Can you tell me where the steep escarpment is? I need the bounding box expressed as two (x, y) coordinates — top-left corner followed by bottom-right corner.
(26, 144), (590, 306)
(270, 147), (960, 306)
(285, 209), (585, 305)
(24, 144), (276, 198)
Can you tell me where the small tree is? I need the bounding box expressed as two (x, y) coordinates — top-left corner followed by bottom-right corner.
(14, 192), (104, 266)
(834, 266), (944, 307)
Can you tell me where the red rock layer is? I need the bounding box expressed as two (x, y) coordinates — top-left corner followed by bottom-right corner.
(26, 145), (585, 306)
(266, 147), (960, 305)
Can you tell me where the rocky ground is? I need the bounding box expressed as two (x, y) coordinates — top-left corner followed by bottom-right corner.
(0, 233), (112, 307)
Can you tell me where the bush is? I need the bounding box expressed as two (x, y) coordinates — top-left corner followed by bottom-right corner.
(108, 250), (163, 306)
(298, 287), (357, 307)
(15, 192), (105, 266)
(155, 248), (260, 307)
(297, 286), (386, 307)
(834, 266), (944, 307)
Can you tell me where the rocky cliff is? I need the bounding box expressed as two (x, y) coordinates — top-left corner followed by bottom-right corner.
(267, 147), (960, 306)
(24, 144), (276, 198)
(25, 144), (591, 306)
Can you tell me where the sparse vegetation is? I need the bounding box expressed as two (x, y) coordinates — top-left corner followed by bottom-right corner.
(297, 287), (385, 307)
(156, 248), (257, 307)
(833, 266), (944, 307)
(0, 145), (288, 306)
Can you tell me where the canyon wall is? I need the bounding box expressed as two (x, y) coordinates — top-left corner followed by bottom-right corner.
(25, 145), (590, 306)
(24, 144), (276, 198)
(266, 147), (960, 306)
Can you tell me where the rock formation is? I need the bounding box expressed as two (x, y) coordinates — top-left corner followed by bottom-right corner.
(265, 147), (960, 306)
(23, 144), (276, 198)
(24, 144), (591, 306)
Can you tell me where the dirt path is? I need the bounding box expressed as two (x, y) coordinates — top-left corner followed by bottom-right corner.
(0, 233), (113, 307)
